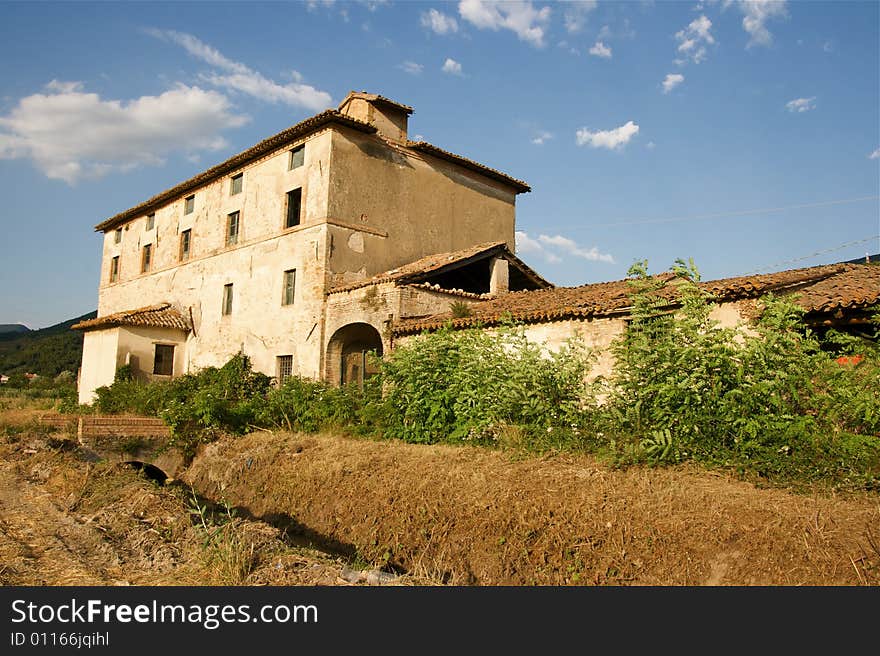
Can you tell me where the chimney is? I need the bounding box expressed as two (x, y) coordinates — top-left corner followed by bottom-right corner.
(337, 91), (412, 143)
(489, 257), (509, 296)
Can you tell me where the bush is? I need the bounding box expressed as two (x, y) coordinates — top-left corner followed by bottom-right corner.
(597, 259), (880, 489)
(256, 377), (368, 434)
(376, 322), (595, 446)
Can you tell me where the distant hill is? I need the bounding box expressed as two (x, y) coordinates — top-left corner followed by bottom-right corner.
(0, 311), (96, 377)
(0, 324), (30, 335)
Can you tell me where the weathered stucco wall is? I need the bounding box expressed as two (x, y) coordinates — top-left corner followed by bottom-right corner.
(97, 224), (330, 382)
(521, 318), (627, 381)
(325, 128), (518, 286)
(78, 329), (119, 404)
(116, 326), (188, 381)
(92, 131), (340, 386)
(98, 130), (333, 293)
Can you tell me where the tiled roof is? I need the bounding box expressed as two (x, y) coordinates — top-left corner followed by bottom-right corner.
(71, 304), (191, 332)
(94, 110), (377, 232)
(795, 264), (880, 313)
(328, 241), (551, 294)
(699, 263), (851, 301)
(392, 279), (637, 334)
(392, 263), (880, 335)
(405, 141), (531, 193)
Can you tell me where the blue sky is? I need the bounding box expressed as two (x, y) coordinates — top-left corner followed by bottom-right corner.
(1, 0), (878, 328)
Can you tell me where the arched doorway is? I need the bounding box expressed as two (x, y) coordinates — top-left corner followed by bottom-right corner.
(326, 323), (384, 388)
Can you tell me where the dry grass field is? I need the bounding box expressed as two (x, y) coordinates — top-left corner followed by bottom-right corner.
(1, 396), (877, 586)
(186, 431), (880, 585)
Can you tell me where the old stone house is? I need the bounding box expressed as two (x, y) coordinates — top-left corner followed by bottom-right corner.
(73, 92), (548, 403)
(73, 91), (880, 404)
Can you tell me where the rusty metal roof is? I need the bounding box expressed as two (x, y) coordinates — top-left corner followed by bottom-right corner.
(392, 263), (880, 335)
(71, 303), (191, 332)
(328, 241), (552, 294)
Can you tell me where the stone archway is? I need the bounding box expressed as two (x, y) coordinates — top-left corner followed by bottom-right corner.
(325, 323), (384, 388)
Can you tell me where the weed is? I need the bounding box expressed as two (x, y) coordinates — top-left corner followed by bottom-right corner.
(187, 488), (257, 585)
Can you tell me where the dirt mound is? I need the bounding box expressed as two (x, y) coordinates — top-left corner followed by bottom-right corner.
(184, 432), (880, 585)
(0, 431), (419, 586)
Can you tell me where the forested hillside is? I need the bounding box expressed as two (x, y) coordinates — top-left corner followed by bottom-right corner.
(0, 311), (96, 376)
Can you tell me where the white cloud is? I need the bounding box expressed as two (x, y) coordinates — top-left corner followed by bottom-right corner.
(539, 234), (615, 263)
(398, 61), (424, 75)
(45, 80), (84, 94)
(575, 121), (639, 150)
(588, 41), (612, 58)
(737, 0), (788, 48)
(458, 0), (552, 47)
(597, 19), (636, 41)
(662, 73), (685, 93)
(646, 141), (656, 149)
(442, 58), (463, 75)
(563, 0), (597, 34)
(785, 96), (815, 113)
(515, 230), (543, 254)
(0, 82), (247, 184)
(514, 231), (560, 263)
(421, 8), (459, 34)
(675, 14), (715, 64)
(868, 147), (879, 160)
(146, 29), (332, 111)
(531, 130), (553, 145)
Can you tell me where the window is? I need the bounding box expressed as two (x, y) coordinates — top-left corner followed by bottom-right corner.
(146, 213), (155, 231)
(114, 228), (122, 244)
(277, 355), (293, 385)
(226, 211), (240, 246)
(222, 283), (233, 316)
(184, 195), (195, 215)
(282, 269), (296, 305)
(230, 173), (243, 196)
(141, 244), (152, 273)
(289, 144), (305, 170)
(179, 229), (192, 261)
(285, 189), (302, 228)
(109, 256), (120, 283)
(153, 344), (175, 376)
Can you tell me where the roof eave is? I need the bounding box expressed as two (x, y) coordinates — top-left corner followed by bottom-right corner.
(94, 111), (377, 232)
(406, 141), (531, 194)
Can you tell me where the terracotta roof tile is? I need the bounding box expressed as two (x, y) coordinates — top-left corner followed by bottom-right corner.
(794, 264), (880, 313)
(328, 241), (551, 294)
(95, 110), (377, 232)
(71, 304), (191, 332)
(392, 263), (879, 335)
(405, 141), (531, 193)
(699, 263), (851, 300)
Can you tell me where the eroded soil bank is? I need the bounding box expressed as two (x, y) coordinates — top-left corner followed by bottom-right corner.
(0, 428), (420, 586)
(184, 431), (880, 585)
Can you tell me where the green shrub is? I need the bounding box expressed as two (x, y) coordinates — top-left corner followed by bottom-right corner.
(598, 259), (880, 489)
(376, 322), (595, 446)
(256, 376), (366, 434)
